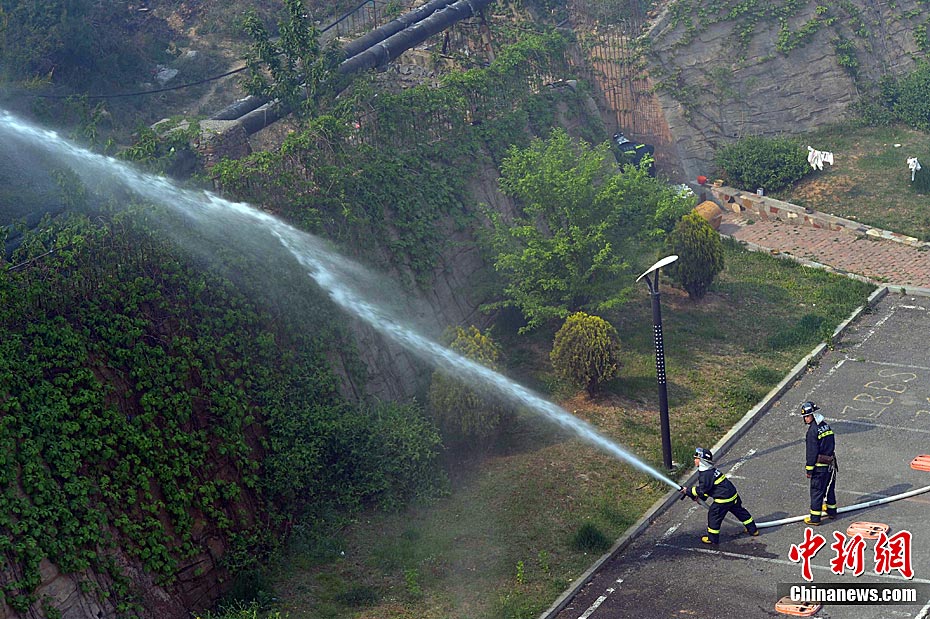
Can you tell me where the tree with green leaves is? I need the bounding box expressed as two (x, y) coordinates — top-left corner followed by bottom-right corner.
(241, 0), (338, 119)
(427, 326), (509, 449)
(550, 312), (621, 397)
(665, 212), (724, 300)
(483, 128), (693, 332)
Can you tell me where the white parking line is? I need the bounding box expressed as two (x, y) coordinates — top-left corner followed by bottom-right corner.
(727, 449), (756, 475)
(826, 417), (930, 435)
(576, 578), (622, 619)
(849, 305), (896, 349)
(868, 359), (930, 372)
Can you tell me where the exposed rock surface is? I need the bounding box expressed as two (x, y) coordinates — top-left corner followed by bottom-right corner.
(330, 158), (512, 402)
(645, 0), (930, 183)
(0, 542), (228, 619)
(196, 120), (252, 168)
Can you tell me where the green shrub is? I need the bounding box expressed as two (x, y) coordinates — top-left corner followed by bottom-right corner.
(853, 100), (896, 127)
(266, 393), (446, 514)
(652, 185), (697, 235)
(404, 568), (424, 600)
(570, 522), (611, 552)
(891, 61), (930, 131)
(550, 312), (621, 397)
(860, 63), (930, 130)
(197, 600), (288, 619)
(348, 401), (448, 511)
(428, 326), (510, 448)
(218, 570), (275, 612)
(714, 135), (811, 192)
(665, 213), (725, 300)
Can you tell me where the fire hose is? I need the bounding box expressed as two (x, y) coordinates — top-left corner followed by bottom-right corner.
(677, 484), (930, 529)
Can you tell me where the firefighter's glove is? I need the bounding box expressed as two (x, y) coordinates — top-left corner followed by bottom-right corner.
(678, 486), (689, 501)
(806, 472), (812, 478)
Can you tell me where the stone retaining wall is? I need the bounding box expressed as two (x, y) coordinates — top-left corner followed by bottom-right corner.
(706, 184), (929, 249)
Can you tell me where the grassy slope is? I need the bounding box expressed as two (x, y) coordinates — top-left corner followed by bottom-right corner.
(269, 242), (875, 619)
(776, 123), (930, 241)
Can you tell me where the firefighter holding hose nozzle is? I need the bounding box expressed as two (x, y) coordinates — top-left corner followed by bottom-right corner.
(679, 448), (759, 544)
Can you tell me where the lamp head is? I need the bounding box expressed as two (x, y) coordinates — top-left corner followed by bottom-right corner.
(636, 255), (679, 284)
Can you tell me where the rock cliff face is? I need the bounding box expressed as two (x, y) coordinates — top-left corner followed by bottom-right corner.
(329, 157), (515, 402)
(334, 232), (494, 402)
(645, 0), (930, 183)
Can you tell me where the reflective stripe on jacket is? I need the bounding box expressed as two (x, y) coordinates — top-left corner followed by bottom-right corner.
(689, 467), (739, 503)
(805, 420), (835, 472)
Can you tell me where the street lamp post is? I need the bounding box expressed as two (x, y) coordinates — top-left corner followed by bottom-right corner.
(636, 255), (679, 472)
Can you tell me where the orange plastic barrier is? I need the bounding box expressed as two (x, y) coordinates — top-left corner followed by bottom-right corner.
(910, 455), (930, 471)
(775, 596), (822, 616)
(846, 521), (890, 540)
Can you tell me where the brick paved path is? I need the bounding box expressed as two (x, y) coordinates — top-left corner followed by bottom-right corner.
(719, 211), (930, 288)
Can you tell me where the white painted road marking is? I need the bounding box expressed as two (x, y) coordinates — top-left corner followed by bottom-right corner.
(576, 578), (622, 619)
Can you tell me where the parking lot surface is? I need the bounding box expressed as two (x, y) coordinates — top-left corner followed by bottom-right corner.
(551, 291), (930, 619)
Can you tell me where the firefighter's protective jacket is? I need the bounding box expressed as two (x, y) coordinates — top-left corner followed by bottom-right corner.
(805, 419), (835, 472)
(688, 467), (739, 503)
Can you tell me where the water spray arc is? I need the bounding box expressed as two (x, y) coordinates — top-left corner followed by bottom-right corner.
(0, 110), (681, 491)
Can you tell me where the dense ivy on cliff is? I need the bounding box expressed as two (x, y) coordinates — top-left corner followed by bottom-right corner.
(0, 209), (444, 615)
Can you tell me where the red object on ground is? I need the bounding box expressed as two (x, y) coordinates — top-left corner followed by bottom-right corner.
(846, 522), (890, 540)
(697, 175), (708, 185)
(775, 596), (820, 616)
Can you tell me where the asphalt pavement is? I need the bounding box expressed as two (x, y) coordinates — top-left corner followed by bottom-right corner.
(542, 207), (930, 619)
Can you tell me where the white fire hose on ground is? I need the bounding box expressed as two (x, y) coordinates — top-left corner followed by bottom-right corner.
(756, 484), (930, 529)
(678, 484), (930, 529)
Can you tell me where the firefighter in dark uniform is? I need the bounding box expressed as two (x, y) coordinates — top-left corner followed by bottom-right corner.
(799, 401), (838, 524)
(679, 448), (759, 544)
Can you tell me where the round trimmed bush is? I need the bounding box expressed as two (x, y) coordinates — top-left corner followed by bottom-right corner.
(666, 212), (724, 300)
(550, 312), (621, 397)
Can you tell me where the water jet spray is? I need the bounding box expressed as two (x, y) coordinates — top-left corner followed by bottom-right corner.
(0, 109), (682, 491)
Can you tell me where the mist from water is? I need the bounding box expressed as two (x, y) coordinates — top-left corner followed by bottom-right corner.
(0, 109), (680, 490)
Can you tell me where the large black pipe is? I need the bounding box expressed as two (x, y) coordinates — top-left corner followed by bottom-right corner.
(212, 0), (459, 122)
(238, 0), (493, 135)
(339, 0), (494, 75)
(340, 0), (458, 59)
(211, 95), (266, 121)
